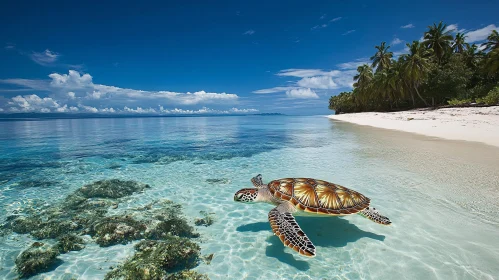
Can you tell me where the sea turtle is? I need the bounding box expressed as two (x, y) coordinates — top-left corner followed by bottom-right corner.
(234, 174), (391, 257)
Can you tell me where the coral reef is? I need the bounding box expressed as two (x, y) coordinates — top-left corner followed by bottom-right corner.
(15, 242), (60, 278)
(89, 216), (147, 247)
(76, 179), (150, 199)
(105, 238), (206, 280)
(2, 179), (205, 279)
(54, 234), (85, 253)
(194, 211), (215, 227)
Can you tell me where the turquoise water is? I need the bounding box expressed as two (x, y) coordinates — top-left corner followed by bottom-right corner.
(1, 116), (498, 279)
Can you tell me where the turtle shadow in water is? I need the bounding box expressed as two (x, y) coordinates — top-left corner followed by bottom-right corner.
(236, 216), (385, 271)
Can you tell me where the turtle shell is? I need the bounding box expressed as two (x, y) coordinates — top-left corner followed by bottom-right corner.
(268, 178), (370, 215)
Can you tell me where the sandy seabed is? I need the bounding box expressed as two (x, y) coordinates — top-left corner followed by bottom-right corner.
(328, 106), (499, 147)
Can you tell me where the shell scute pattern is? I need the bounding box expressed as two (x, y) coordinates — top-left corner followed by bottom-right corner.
(269, 178), (370, 215)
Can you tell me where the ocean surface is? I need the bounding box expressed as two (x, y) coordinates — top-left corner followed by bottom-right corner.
(1, 115), (498, 280)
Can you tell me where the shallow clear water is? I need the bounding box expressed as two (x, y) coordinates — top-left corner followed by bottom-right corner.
(1, 116), (498, 280)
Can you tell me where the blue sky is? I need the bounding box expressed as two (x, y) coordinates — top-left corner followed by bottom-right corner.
(0, 0), (498, 115)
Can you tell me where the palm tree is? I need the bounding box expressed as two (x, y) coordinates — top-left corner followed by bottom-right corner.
(370, 42), (393, 72)
(401, 41), (433, 106)
(423, 21), (453, 63)
(482, 30), (499, 51)
(462, 44), (483, 68)
(484, 49), (499, 76)
(353, 64), (374, 90)
(353, 64), (374, 106)
(452, 32), (467, 53)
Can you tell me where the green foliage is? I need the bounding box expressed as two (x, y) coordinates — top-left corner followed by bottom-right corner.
(329, 92), (361, 114)
(447, 98), (472, 106)
(477, 86), (499, 105)
(424, 54), (472, 101)
(329, 21), (499, 113)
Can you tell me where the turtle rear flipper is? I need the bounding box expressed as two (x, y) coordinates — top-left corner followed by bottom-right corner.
(358, 207), (391, 225)
(268, 203), (316, 257)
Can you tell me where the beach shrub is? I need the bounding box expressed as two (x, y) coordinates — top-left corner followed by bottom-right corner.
(329, 92), (361, 114)
(447, 98), (472, 106)
(477, 86), (499, 105)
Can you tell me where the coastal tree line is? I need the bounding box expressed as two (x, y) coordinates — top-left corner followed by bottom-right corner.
(329, 22), (499, 114)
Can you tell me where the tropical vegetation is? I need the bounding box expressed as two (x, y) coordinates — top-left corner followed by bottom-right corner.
(329, 22), (499, 114)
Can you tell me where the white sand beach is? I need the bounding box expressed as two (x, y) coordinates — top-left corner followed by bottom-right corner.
(328, 106), (499, 148)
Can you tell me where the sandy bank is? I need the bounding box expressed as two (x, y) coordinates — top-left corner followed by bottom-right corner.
(328, 106), (499, 148)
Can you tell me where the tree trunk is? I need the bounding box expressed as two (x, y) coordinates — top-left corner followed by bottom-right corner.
(411, 92), (416, 107)
(414, 85), (429, 107)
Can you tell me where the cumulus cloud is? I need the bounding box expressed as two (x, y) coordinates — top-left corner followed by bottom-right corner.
(286, 88), (319, 99)
(401, 24), (414, 29)
(276, 69), (340, 78)
(30, 49), (60, 66)
(0, 71), (245, 114)
(391, 38), (403, 45)
(465, 24), (497, 43)
(8, 94), (60, 112)
(297, 76), (337, 89)
(336, 59), (370, 70)
(253, 86), (298, 94)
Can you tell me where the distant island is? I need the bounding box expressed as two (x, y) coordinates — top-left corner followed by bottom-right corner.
(329, 21), (499, 114)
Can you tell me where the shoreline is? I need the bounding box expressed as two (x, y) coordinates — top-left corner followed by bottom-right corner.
(327, 106), (499, 148)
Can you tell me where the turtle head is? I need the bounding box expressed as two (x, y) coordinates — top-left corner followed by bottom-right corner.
(234, 188), (259, 203)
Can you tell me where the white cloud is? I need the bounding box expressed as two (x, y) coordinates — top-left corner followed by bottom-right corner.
(311, 24), (328, 30)
(342, 30), (356, 35)
(276, 69), (341, 78)
(7, 94), (60, 112)
(330, 17), (342, 22)
(0, 70), (239, 108)
(401, 24), (414, 29)
(78, 104), (98, 113)
(5, 43), (15, 50)
(30, 49), (60, 66)
(444, 24), (459, 33)
(391, 38), (403, 45)
(297, 76), (338, 89)
(336, 59), (370, 70)
(465, 24), (498, 43)
(243, 30), (255, 35)
(286, 88), (319, 99)
(253, 86), (298, 94)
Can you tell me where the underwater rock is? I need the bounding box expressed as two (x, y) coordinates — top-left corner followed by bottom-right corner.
(205, 178), (230, 184)
(76, 179), (150, 199)
(194, 211), (215, 227)
(15, 242), (60, 278)
(202, 253), (214, 265)
(17, 180), (59, 189)
(165, 270), (209, 280)
(89, 215), (147, 247)
(31, 220), (81, 239)
(9, 216), (43, 234)
(54, 234), (85, 254)
(104, 238), (202, 280)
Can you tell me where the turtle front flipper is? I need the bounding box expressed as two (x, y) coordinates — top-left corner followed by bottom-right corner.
(268, 204), (316, 257)
(358, 207), (391, 225)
